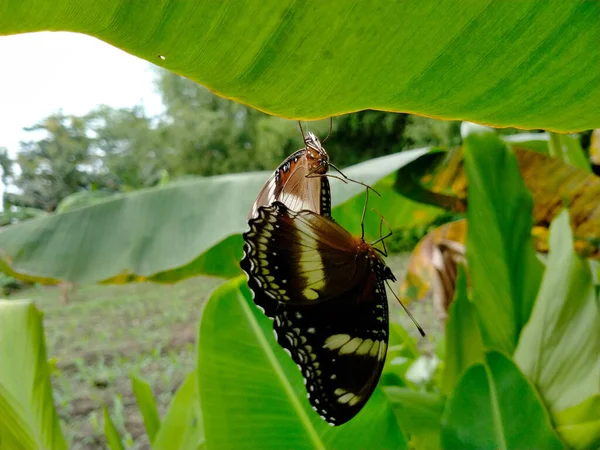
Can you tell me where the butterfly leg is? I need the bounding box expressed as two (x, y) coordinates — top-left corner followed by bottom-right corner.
(370, 209), (393, 257)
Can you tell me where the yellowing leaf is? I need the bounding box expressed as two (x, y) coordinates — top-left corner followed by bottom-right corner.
(399, 220), (467, 321)
(397, 145), (600, 259)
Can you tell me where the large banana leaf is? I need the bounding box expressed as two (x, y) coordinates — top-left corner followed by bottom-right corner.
(441, 351), (564, 449)
(1, 1), (599, 131)
(0, 149), (432, 284)
(197, 277), (407, 450)
(0, 300), (67, 450)
(514, 210), (600, 448)
(441, 267), (483, 397)
(463, 133), (544, 354)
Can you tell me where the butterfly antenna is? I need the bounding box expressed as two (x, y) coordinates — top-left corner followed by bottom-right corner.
(298, 120), (307, 144)
(322, 117), (333, 144)
(386, 280), (426, 337)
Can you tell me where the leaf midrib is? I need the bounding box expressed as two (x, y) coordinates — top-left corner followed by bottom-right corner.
(485, 364), (508, 450)
(238, 294), (326, 450)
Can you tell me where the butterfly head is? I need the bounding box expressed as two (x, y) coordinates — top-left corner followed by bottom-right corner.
(305, 132), (330, 175)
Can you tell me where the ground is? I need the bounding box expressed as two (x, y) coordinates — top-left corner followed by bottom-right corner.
(9, 253), (436, 449)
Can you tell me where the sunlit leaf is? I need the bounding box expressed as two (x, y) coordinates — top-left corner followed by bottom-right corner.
(153, 372), (205, 450)
(197, 277), (407, 450)
(514, 210), (600, 444)
(131, 373), (161, 444)
(0, 149), (428, 285)
(2, 2), (600, 130)
(441, 266), (483, 397)
(553, 395), (600, 450)
(464, 133), (543, 354)
(441, 351), (564, 450)
(0, 300), (67, 450)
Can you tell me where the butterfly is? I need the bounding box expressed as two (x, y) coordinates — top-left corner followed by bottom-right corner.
(240, 200), (424, 426)
(248, 123), (332, 220)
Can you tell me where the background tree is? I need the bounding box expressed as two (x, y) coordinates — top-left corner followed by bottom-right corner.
(0, 67), (469, 219)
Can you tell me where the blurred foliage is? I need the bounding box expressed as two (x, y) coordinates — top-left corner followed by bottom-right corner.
(1, 68), (472, 220)
(0, 272), (30, 296)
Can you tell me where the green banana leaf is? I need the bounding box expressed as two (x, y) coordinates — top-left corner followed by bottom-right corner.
(197, 277), (408, 450)
(514, 210), (600, 449)
(0, 149), (431, 284)
(463, 132), (543, 354)
(2, 1), (599, 131)
(441, 266), (483, 396)
(441, 351), (564, 450)
(0, 300), (67, 450)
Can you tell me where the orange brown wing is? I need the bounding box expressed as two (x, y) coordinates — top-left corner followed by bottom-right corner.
(248, 149), (331, 220)
(242, 202), (371, 305)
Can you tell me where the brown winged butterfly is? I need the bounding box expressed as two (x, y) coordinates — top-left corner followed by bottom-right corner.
(248, 120), (371, 220)
(240, 191), (425, 425)
(248, 121), (332, 220)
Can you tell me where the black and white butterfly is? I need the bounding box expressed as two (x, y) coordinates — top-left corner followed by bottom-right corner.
(240, 201), (424, 425)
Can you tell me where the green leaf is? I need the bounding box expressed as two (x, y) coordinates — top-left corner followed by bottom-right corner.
(153, 372), (205, 450)
(103, 405), (125, 450)
(131, 373), (161, 444)
(548, 132), (591, 172)
(441, 265), (483, 396)
(514, 210), (600, 442)
(553, 395), (600, 450)
(384, 387), (444, 450)
(0, 149), (428, 284)
(197, 277), (407, 450)
(2, 2), (600, 131)
(0, 300), (67, 450)
(381, 322), (421, 388)
(464, 132), (543, 354)
(441, 351), (564, 450)
(55, 190), (115, 213)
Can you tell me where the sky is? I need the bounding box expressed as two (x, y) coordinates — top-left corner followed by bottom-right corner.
(0, 31), (164, 205)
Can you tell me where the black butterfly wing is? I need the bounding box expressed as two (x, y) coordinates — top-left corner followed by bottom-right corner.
(242, 202), (366, 307)
(240, 202), (393, 425)
(271, 270), (390, 426)
(248, 149), (331, 220)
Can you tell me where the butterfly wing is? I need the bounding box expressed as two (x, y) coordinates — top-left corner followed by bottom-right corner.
(248, 149), (331, 220)
(242, 202), (368, 306)
(248, 263), (390, 426)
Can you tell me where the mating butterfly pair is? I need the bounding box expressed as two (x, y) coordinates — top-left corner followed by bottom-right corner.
(241, 124), (423, 426)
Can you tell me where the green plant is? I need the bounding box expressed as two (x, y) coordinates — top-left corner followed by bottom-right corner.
(1, 2), (599, 448)
(1, 2), (598, 131)
(3, 131), (599, 448)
